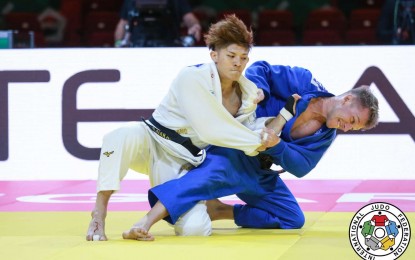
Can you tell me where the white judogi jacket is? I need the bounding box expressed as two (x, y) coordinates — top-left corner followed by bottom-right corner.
(147, 62), (264, 166)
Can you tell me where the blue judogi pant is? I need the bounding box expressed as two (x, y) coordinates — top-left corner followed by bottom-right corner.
(149, 146), (305, 229)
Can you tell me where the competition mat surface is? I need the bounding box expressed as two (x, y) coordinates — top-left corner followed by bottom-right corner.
(1, 180), (414, 260)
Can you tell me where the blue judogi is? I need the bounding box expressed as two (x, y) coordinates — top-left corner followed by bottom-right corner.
(149, 61), (337, 229)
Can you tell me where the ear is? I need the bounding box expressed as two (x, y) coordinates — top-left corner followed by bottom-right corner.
(210, 51), (218, 63)
(342, 94), (353, 104)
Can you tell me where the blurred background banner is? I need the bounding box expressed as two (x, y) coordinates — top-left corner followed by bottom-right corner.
(0, 46), (414, 180)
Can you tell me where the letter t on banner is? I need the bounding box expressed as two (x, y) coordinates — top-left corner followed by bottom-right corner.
(0, 71), (50, 161)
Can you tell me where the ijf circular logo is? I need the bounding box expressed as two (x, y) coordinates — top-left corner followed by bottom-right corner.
(349, 202), (411, 259)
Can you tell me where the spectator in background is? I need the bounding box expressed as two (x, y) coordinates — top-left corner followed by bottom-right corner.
(114, 0), (201, 47)
(377, 0), (415, 44)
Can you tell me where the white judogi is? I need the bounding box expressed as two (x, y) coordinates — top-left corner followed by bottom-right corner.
(97, 62), (263, 235)
(150, 62), (262, 162)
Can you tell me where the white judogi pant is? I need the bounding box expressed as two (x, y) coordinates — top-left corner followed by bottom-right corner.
(97, 122), (212, 236)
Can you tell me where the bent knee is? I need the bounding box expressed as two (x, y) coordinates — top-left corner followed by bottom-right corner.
(281, 211), (305, 229)
(175, 221), (212, 236)
(174, 203), (212, 236)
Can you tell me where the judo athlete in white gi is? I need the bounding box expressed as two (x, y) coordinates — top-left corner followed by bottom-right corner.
(86, 15), (281, 241)
(121, 61), (380, 241)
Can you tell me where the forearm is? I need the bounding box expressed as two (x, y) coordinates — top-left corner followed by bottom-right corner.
(114, 19), (128, 41)
(261, 93), (299, 146)
(265, 114), (286, 136)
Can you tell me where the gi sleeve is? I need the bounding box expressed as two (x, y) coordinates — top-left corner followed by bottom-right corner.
(174, 69), (262, 156)
(245, 61), (321, 100)
(260, 135), (335, 178)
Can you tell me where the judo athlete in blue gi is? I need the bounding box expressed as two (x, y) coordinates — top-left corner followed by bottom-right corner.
(122, 61), (380, 240)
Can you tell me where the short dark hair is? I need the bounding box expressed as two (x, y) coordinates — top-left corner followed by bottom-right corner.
(204, 14), (253, 51)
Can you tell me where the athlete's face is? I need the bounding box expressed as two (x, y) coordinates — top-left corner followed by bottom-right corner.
(210, 44), (249, 82)
(326, 95), (370, 132)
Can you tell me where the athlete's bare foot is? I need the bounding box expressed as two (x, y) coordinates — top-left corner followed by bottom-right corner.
(86, 211), (107, 241)
(122, 227), (154, 241)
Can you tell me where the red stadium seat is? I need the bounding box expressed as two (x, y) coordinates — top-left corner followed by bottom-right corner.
(349, 8), (381, 29)
(4, 12), (42, 32)
(344, 8), (380, 45)
(217, 10), (252, 28)
(360, 0), (386, 9)
(257, 10), (294, 30)
(85, 31), (114, 47)
(302, 7), (346, 45)
(302, 30), (344, 45)
(83, 0), (123, 13)
(60, 0), (84, 46)
(304, 8), (347, 33)
(345, 28), (378, 45)
(84, 11), (119, 35)
(256, 30), (296, 46)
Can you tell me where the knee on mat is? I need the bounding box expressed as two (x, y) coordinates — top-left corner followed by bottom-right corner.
(174, 203), (212, 236)
(175, 220), (212, 236)
(282, 211), (305, 229)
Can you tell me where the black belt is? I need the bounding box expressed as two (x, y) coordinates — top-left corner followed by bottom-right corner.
(257, 153), (274, 170)
(257, 153), (286, 174)
(142, 116), (201, 157)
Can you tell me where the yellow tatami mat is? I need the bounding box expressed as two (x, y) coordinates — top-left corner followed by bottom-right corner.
(0, 211), (413, 260)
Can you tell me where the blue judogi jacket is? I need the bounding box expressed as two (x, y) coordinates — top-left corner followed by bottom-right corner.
(246, 60), (337, 177)
(149, 61), (338, 224)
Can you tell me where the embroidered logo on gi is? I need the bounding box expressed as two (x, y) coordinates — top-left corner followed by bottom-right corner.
(348, 202), (411, 260)
(176, 128), (187, 135)
(103, 151), (114, 157)
(153, 128), (170, 140)
(311, 77), (327, 92)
